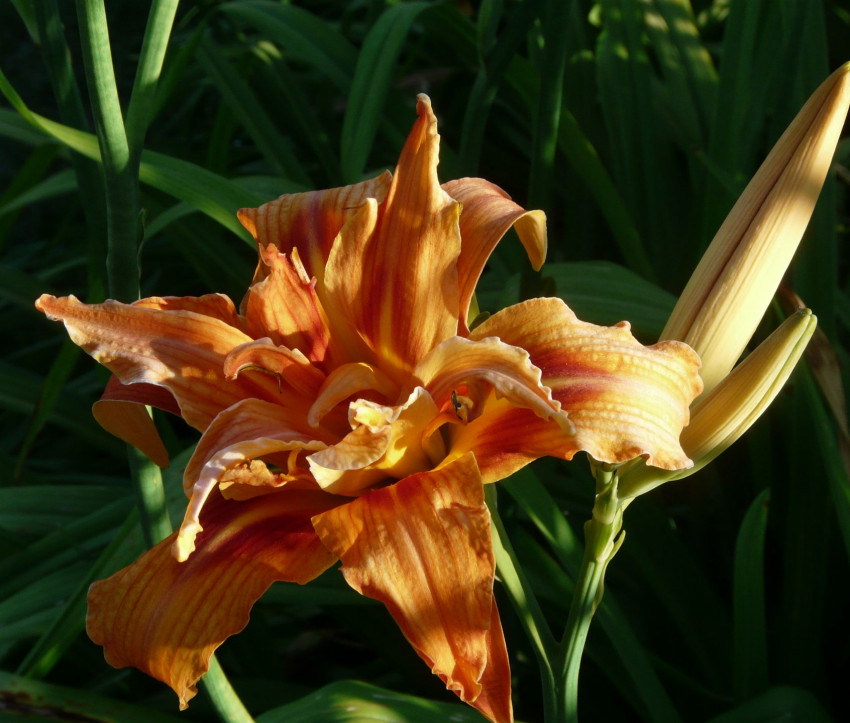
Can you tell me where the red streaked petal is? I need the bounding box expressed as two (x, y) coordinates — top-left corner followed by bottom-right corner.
(456, 298), (702, 474)
(322, 198), (384, 365)
(444, 177), (546, 335)
(241, 247), (336, 366)
(324, 95), (461, 382)
(237, 173), (392, 284)
(87, 488), (338, 710)
(472, 605), (513, 723)
(177, 398), (329, 560)
(414, 335), (572, 433)
(311, 453), (510, 722)
(35, 295), (282, 432)
(99, 376), (181, 416)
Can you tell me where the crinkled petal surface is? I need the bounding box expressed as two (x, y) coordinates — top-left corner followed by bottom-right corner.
(133, 294), (245, 328)
(312, 453), (511, 723)
(35, 294), (282, 432)
(414, 335), (572, 433)
(443, 177), (546, 334)
(446, 298), (702, 480)
(87, 488), (338, 710)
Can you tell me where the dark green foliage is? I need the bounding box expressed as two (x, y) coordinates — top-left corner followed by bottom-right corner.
(1, 1), (848, 720)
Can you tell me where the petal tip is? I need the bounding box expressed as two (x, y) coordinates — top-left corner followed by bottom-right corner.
(34, 293), (53, 312)
(416, 92), (433, 113)
(236, 207), (257, 238)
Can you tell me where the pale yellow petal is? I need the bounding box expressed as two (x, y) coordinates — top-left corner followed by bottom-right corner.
(663, 63), (850, 393)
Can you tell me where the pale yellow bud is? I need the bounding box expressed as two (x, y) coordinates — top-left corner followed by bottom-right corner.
(621, 309), (817, 498)
(662, 63), (850, 395)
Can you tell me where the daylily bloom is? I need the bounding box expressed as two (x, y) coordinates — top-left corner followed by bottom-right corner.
(36, 95), (701, 722)
(620, 62), (850, 498)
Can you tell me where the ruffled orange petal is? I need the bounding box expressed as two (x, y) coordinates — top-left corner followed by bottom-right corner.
(92, 377), (179, 468)
(447, 298), (702, 480)
(237, 173), (392, 285)
(307, 424), (392, 496)
(241, 246), (337, 366)
(35, 295), (281, 432)
(87, 487), (338, 710)
(311, 453), (510, 723)
(414, 335), (572, 433)
(176, 398), (329, 561)
(443, 178), (546, 334)
(323, 95), (461, 382)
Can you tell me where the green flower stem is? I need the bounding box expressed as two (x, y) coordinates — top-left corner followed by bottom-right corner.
(485, 485), (562, 720)
(559, 466), (625, 722)
(33, 0), (107, 297)
(75, 0), (139, 303)
(75, 0), (173, 555)
(74, 5), (253, 719)
(126, 442), (172, 547)
(202, 656), (255, 723)
(126, 0), (179, 168)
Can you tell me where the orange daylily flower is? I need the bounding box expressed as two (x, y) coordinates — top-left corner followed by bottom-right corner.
(36, 96), (702, 723)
